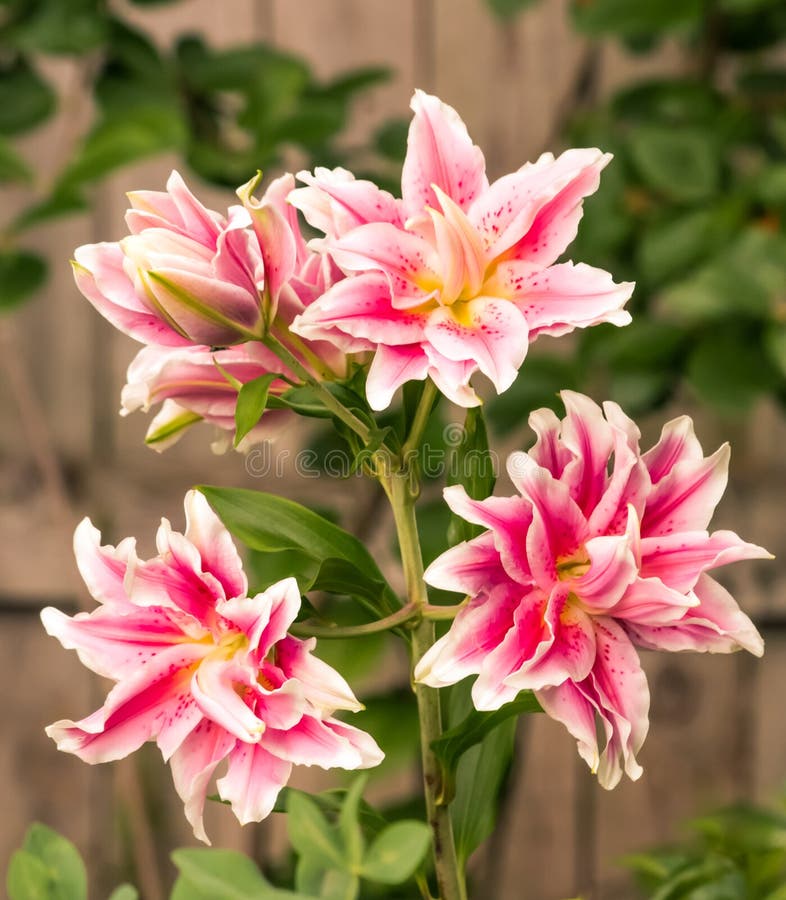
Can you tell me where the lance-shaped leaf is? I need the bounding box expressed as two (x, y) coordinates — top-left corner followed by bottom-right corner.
(199, 486), (398, 613)
(432, 690), (542, 783)
(234, 373), (280, 446)
(7, 822), (87, 900)
(287, 792), (346, 873)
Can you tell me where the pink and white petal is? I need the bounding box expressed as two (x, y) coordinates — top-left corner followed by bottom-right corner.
(642, 444), (730, 537)
(320, 719), (385, 769)
(164, 170), (225, 246)
(45, 642), (208, 764)
(558, 391), (616, 517)
(423, 532), (508, 595)
(503, 588), (596, 693)
(430, 186), (486, 299)
(509, 262), (633, 341)
(588, 618), (650, 788)
(329, 223), (440, 308)
(528, 407), (571, 478)
(574, 516), (639, 611)
(507, 452), (587, 587)
(642, 415), (704, 484)
(275, 635), (363, 713)
(472, 588), (554, 708)
(170, 718), (236, 843)
(191, 659), (266, 742)
(217, 594), (273, 655)
(640, 530), (772, 593)
(40, 604), (191, 680)
(468, 149), (608, 261)
(536, 680), (601, 773)
(184, 490), (247, 600)
(610, 576), (698, 627)
(291, 166), (402, 238)
(401, 90), (488, 218)
(235, 174), (296, 311)
(423, 348), (481, 408)
(258, 577), (303, 652)
(627, 574), (763, 657)
(293, 272), (428, 346)
(441, 485), (534, 585)
(425, 298), (528, 394)
(587, 429), (650, 537)
(415, 586), (519, 690)
(508, 150), (611, 266)
(366, 343), (431, 411)
(260, 714), (369, 770)
(73, 246), (186, 347)
(144, 268), (260, 345)
(73, 518), (136, 606)
(216, 742), (292, 826)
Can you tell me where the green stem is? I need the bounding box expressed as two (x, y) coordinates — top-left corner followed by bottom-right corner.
(401, 379), (439, 460)
(422, 602), (464, 621)
(262, 333), (372, 444)
(290, 603), (418, 639)
(384, 471), (466, 900)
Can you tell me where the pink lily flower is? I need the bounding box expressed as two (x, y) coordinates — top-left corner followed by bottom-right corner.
(291, 91), (634, 410)
(120, 343), (294, 452)
(415, 392), (769, 788)
(42, 491), (383, 842)
(72, 170), (292, 347)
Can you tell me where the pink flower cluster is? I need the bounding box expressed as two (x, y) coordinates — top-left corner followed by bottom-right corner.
(72, 91), (632, 443)
(43, 492), (382, 841)
(416, 392), (768, 787)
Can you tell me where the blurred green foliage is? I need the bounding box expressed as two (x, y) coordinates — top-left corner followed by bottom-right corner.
(626, 801), (786, 898)
(0, 0), (393, 312)
(485, 0), (786, 432)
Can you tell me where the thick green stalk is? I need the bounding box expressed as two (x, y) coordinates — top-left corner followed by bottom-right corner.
(385, 471), (466, 900)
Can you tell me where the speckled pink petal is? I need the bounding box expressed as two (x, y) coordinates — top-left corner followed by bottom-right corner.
(170, 718), (236, 843)
(365, 343), (431, 411)
(641, 444), (730, 537)
(401, 89), (488, 218)
(216, 743), (292, 828)
(425, 298), (528, 394)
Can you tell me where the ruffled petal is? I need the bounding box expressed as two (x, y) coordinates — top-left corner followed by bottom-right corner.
(365, 343), (431, 411)
(401, 90), (488, 218)
(216, 742), (292, 827)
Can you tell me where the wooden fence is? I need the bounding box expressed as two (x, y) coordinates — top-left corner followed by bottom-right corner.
(1, 1), (784, 897)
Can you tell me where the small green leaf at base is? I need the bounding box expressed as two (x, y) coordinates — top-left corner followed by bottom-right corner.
(234, 373), (280, 446)
(359, 821), (431, 885)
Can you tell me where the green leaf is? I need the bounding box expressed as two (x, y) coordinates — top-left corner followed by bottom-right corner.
(0, 250), (47, 312)
(107, 887), (139, 900)
(571, 0), (703, 36)
(349, 689), (420, 779)
(171, 848), (299, 900)
(0, 58), (56, 135)
(6, 824), (88, 900)
(317, 870), (359, 900)
(338, 776), (367, 867)
(198, 486), (397, 613)
(234, 373), (280, 447)
(8, 0), (108, 54)
(57, 108), (185, 191)
(287, 791), (347, 872)
(432, 691), (541, 785)
(628, 126), (721, 202)
(7, 851), (50, 900)
(360, 821), (431, 885)
(0, 139), (31, 183)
